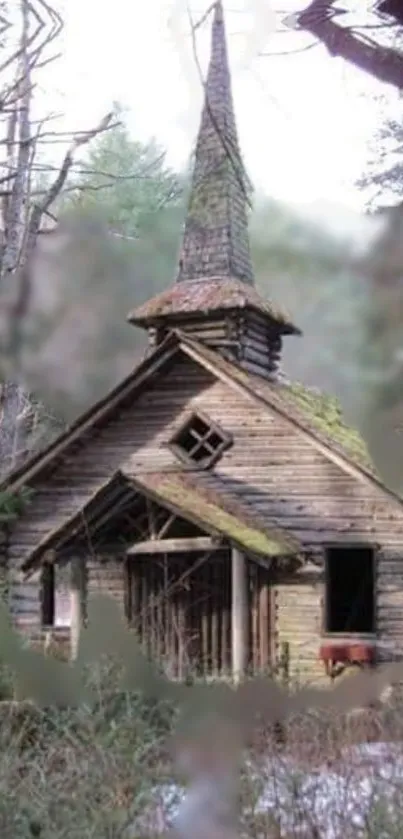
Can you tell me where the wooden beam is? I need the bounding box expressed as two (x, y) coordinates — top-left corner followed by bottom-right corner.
(231, 546), (248, 683)
(156, 512), (176, 539)
(70, 555), (86, 662)
(146, 498), (158, 539)
(127, 536), (221, 555)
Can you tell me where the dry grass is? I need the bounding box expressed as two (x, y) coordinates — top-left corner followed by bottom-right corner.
(242, 704), (403, 839)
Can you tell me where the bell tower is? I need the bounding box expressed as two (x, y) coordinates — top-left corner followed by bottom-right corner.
(128, 1), (300, 379)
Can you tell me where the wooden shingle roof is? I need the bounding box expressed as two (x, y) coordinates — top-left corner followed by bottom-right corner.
(128, 276), (299, 334)
(176, 0), (253, 285)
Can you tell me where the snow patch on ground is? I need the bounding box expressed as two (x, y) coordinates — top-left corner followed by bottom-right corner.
(133, 743), (403, 838)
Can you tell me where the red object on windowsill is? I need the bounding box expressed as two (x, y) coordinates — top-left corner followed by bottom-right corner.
(319, 642), (376, 666)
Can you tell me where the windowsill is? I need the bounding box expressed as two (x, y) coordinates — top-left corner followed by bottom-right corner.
(41, 625), (72, 632)
(321, 632), (376, 641)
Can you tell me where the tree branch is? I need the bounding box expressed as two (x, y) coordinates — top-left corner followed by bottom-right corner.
(294, 0), (403, 88)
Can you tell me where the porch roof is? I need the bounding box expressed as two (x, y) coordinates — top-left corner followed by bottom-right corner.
(21, 469), (299, 574)
(126, 470), (300, 559)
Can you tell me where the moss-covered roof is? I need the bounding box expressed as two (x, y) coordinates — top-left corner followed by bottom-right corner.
(127, 277), (299, 335)
(178, 332), (380, 484)
(129, 471), (300, 558)
(284, 383), (375, 473)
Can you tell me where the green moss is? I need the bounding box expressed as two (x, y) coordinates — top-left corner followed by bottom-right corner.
(138, 474), (298, 557)
(0, 487), (34, 523)
(285, 383), (374, 472)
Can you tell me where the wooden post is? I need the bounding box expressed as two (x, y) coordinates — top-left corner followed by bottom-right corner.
(70, 555), (86, 661)
(231, 546), (248, 683)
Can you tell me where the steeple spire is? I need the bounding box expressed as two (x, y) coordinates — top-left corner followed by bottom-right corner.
(128, 0), (300, 380)
(176, 0), (254, 284)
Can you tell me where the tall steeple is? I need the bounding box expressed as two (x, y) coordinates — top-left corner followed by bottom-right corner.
(177, 0), (254, 284)
(128, 1), (300, 380)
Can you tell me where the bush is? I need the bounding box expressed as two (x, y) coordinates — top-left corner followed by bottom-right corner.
(0, 660), (177, 839)
(0, 662), (403, 839)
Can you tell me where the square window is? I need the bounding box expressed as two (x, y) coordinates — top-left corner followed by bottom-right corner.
(170, 412), (232, 468)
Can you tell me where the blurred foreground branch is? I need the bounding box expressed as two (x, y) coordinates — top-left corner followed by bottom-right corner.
(292, 0), (403, 87)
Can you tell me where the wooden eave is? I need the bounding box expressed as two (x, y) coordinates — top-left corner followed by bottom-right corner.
(125, 471), (300, 559)
(20, 473), (135, 573)
(0, 331), (180, 494)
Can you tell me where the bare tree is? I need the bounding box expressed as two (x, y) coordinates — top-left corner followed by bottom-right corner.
(0, 0), (116, 474)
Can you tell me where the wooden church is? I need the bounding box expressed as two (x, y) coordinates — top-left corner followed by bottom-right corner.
(2, 0), (403, 684)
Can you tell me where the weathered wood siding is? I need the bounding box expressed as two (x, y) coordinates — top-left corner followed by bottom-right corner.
(150, 312), (283, 382)
(238, 312), (282, 381)
(6, 359), (217, 624)
(9, 568), (41, 630)
(87, 557), (125, 615)
(6, 352), (403, 678)
(189, 373), (403, 678)
(375, 548), (403, 664)
(248, 561), (273, 673)
(272, 571), (324, 684)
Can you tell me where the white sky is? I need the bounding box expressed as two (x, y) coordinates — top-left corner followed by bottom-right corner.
(39, 0), (400, 216)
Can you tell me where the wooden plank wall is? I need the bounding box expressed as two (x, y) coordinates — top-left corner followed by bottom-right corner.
(9, 568), (41, 630)
(272, 575), (325, 685)
(376, 548), (403, 663)
(6, 354), (403, 678)
(9, 556), (126, 653)
(248, 561), (272, 673)
(6, 359), (217, 592)
(87, 556), (125, 615)
(163, 318), (229, 349)
(239, 312), (282, 381)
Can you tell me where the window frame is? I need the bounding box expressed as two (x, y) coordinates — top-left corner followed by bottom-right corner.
(169, 410), (233, 469)
(323, 543), (377, 636)
(40, 561), (72, 629)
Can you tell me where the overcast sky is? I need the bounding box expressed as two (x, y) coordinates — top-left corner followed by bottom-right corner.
(41, 0), (399, 217)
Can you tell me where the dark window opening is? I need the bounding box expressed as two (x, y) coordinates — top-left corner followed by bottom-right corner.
(325, 546), (375, 634)
(170, 412), (232, 467)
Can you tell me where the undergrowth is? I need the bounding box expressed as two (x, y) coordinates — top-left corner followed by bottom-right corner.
(0, 659), (402, 838)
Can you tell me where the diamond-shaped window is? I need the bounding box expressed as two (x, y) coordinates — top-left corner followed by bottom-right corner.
(170, 412), (232, 468)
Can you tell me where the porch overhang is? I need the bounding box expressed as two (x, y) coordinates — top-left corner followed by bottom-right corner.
(20, 469), (300, 576)
(124, 470), (300, 560)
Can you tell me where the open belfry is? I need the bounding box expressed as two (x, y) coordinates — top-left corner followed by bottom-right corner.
(3, 1), (403, 685)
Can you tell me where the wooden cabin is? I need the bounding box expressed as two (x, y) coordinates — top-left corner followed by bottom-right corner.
(2, 0), (403, 685)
